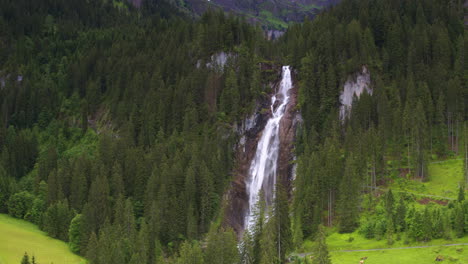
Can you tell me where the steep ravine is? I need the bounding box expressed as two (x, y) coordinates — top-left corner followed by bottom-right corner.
(224, 65), (300, 236)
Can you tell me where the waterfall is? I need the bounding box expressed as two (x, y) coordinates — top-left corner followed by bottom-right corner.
(244, 66), (293, 230)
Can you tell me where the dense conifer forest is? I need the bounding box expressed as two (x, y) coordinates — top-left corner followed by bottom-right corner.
(0, 0), (466, 263)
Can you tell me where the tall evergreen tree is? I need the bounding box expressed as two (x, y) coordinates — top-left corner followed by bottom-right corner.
(312, 225), (331, 264)
(272, 183), (292, 262)
(337, 155), (361, 233)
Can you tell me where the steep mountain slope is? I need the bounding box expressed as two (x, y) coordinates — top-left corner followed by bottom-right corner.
(137, 0), (339, 30)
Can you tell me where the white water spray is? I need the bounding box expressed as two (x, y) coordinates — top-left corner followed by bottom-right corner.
(245, 66), (293, 230)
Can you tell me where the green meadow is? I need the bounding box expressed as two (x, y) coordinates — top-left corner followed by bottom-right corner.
(0, 214), (85, 264)
(331, 245), (468, 264)
(298, 233), (468, 264)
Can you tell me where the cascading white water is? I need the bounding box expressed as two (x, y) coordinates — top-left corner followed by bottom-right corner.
(245, 66), (292, 229)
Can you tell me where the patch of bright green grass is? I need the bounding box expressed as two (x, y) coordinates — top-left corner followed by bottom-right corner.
(393, 159), (463, 199)
(0, 214), (85, 264)
(298, 3), (321, 12)
(299, 230), (468, 254)
(325, 231), (468, 251)
(258, 10), (288, 29)
(331, 245), (468, 264)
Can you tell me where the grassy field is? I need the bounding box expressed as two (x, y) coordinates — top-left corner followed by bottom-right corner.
(300, 231), (468, 252)
(0, 214), (85, 264)
(331, 245), (468, 264)
(298, 233), (468, 264)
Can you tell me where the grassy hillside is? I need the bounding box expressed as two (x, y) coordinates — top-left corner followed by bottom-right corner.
(0, 214), (85, 264)
(392, 158), (464, 199)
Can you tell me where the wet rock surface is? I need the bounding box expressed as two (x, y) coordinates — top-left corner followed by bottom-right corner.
(223, 65), (300, 236)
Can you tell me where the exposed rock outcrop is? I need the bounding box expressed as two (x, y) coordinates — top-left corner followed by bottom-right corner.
(339, 66), (372, 121)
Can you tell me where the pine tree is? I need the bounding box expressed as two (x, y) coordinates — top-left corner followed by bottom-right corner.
(312, 225), (331, 264)
(337, 155), (361, 233)
(69, 214), (84, 254)
(86, 232), (99, 264)
(70, 156), (88, 211)
(204, 227), (239, 264)
(292, 213), (304, 249)
(176, 241), (204, 264)
(85, 173), (110, 234)
(20, 252), (30, 264)
(251, 190), (266, 264)
(395, 198), (407, 232)
(259, 219), (278, 264)
(240, 230), (255, 264)
(386, 218), (395, 245)
(454, 204), (465, 238)
(458, 185), (465, 202)
(385, 189), (395, 219)
(273, 183), (292, 262)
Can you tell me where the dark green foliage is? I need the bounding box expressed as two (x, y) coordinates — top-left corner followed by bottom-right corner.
(286, 0), (465, 247)
(86, 232), (99, 264)
(458, 185), (465, 202)
(204, 227), (239, 264)
(273, 184), (292, 262)
(0, 166), (16, 212)
(337, 155), (361, 233)
(42, 200), (74, 241)
(0, 0), (465, 262)
(84, 173), (110, 235)
(176, 241), (204, 264)
(20, 252), (30, 264)
(8, 191), (34, 219)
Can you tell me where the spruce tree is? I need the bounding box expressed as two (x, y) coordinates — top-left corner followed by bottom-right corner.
(385, 189), (395, 219)
(337, 155), (360, 233)
(204, 227), (239, 264)
(86, 232), (99, 264)
(259, 219), (278, 264)
(312, 225), (331, 264)
(273, 183), (292, 262)
(85, 173), (110, 234)
(20, 252), (30, 264)
(69, 214), (84, 254)
(176, 241), (204, 264)
(458, 185), (465, 202)
(454, 204), (465, 238)
(240, 230), (255, 264)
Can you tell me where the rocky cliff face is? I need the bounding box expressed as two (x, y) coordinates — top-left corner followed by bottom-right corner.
(223, 65), (300, 235)
(339, 66), (372, 121)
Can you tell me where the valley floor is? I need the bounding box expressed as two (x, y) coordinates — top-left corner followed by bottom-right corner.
(331, 244), (468, 264)
(295, 233), (468, 264)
